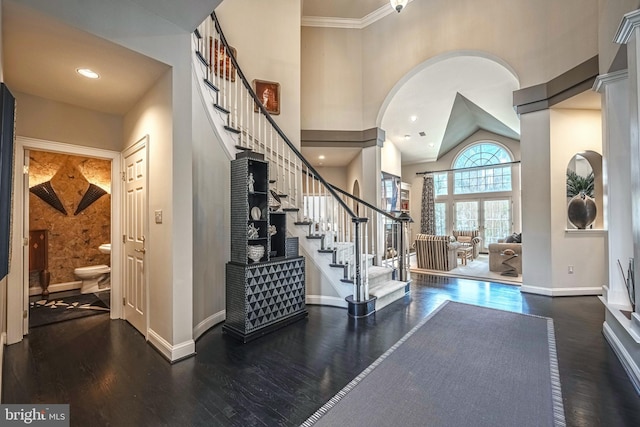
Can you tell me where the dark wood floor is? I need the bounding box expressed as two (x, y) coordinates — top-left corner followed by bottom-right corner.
(4, 274), (640, 426)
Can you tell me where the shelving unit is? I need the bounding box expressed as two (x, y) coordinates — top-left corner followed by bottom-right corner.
(401, 182), (411, 213)
(224, 152), (307, 342)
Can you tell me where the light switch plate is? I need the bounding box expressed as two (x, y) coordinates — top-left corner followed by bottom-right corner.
(155, 210), (163, 224)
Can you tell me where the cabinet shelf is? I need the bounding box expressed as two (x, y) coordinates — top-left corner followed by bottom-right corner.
(225, 152), (307, 342)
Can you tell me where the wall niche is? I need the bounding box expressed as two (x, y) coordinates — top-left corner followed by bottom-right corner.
(566, 151), (603, 230)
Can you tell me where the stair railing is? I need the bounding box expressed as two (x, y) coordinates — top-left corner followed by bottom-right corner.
(303, 174), (413, 282)
(195, 12), (374, 306)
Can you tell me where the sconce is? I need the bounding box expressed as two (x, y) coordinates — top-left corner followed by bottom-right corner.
(74, 183), (107, 215)
(29, 181), (67, 215)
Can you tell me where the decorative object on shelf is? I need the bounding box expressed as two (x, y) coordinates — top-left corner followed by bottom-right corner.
(253, 79), (280, 115)
(567, 192), (597, 229)
(618, 258), (636, 311)
(247, 245), (265, 263)
(268, 225), (277, 236)
(268, 189), (281, 211)
(248, 173), (255, 193)
(247, 223), (260, 239)
(251, 206), (262, 220)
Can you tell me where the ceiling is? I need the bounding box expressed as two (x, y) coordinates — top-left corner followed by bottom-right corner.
(302, 0), (390, 19)
(3, 1), (171, 115)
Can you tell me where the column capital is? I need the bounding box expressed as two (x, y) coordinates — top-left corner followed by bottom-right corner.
(593, 70), (628, 93)
(615, 9), (640, 44)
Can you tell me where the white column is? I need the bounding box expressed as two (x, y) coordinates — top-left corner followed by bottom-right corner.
(616, 10), (640, 318)
(594, 71), (633, 307)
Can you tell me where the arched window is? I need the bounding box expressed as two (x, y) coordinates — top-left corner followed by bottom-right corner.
(452, 142), (513, 194)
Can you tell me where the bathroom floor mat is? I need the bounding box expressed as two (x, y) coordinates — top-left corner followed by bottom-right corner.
(29, 292), (110, 328)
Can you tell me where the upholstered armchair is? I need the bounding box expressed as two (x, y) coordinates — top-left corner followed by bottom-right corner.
(414, 234), (460, 271)
(452, 230), (482, 259)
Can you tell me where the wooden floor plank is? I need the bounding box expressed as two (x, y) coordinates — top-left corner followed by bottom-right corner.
(3, 273), (640, 426)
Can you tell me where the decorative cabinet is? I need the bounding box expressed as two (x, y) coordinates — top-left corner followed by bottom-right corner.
(400, 182), (411, 213)
(224, 152), (307, 342)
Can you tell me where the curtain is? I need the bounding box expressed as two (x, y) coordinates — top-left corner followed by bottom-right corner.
(421, 175), (436, 235)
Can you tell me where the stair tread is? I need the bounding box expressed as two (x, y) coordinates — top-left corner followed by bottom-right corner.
(369, 279), (409, 296)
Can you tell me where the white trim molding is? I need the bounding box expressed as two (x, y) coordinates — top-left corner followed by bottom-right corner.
(603, 322), (640, 394)
(520, 285), (603, 296)
(193, 310), (225, 341)
(148, 328), (196, 363)
(306, 295), (348, 308)
(615, 9), (640, 45)
(302, 0), (414, 29)
(593, 70), (629, 93)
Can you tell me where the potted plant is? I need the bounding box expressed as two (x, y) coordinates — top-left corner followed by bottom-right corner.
(566, 170), (596, 229)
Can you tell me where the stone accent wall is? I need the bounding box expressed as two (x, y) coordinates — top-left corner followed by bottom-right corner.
(29, 152), (111, 287)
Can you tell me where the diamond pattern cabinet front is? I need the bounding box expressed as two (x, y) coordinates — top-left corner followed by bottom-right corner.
(224, 257), (307, 342)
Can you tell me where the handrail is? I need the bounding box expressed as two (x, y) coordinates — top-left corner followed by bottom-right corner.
(211, 12), (358, 220)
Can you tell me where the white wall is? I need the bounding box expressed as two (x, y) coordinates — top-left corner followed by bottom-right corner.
(301, 26), (363, 130)
(520, 108), (605, 295)
(191, 69), (229, 338)
(216, 0), (301, 147)
(123, 69), (183, 347)
(14, 92), (123, 150)
(381, 139), (401, 178)
(598, 0), (640, 73)
(315, 166), (348, 190)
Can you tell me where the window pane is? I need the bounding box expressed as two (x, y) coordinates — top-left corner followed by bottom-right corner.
(455, 201), (479, 230)
(453, 142), (513, 194)
(434, 172), (448, 196)
(483, 200), (511, 245)
(435, 202), (447, 235)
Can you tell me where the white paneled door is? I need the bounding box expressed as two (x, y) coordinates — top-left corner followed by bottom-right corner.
(122, 137), (148, 336)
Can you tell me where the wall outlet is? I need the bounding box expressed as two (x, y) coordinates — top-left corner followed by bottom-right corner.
(568, 265), (574, 274)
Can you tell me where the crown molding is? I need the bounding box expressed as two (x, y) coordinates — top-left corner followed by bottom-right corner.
(302, 0), (414, 29)
(615, 9), (640, 44)
(593, 70), (628, 93)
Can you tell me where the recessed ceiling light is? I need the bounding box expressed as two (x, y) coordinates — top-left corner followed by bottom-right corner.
(76, 68), (100, 79)
(319, 155), (325, 160)
(404, 134), (411, 140)
(410, 115), (417, 122)
(429, 143), (435, 147)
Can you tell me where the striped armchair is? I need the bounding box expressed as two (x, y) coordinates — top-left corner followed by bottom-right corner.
(452, 230), (482, 259)
(414, 234), (460, 271)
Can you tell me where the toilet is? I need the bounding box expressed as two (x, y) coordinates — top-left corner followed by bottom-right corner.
(74, 265), (111, 294)
(74, 243), (111, 294)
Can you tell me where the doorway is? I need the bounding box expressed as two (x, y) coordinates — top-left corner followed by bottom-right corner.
(6, 137), (122, 344)
(454, 198), (512, 251)
(27, 150), (113, 328)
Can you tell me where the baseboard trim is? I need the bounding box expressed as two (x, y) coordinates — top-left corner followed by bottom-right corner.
(28, 282), (82, 296)
(193, 310), (226, 341)
(306, 295), (348, 308)
(148, 329), (196, 363)
(603, 321), (640, 395)
(520, 285), (603, 296)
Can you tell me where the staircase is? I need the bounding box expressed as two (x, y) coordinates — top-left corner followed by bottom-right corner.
(192, 12), (410, 316)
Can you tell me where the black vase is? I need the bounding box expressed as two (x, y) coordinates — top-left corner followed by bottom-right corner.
(567, 192), (597, 229)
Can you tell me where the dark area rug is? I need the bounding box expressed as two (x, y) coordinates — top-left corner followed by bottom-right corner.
(30, 292), (110, 328)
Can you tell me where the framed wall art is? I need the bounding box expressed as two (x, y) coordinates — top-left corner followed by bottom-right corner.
(209, 38), (236, 82)
(253, 79), (280, 115)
